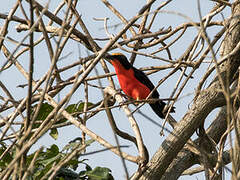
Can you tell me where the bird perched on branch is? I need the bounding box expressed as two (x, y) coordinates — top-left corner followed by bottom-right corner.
(105, 53), (175, 119)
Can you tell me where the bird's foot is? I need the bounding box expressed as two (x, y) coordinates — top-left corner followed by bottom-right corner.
(113, 89), (132, 108)
(113, 89), (127, 99)
(118, 99), (132, 107)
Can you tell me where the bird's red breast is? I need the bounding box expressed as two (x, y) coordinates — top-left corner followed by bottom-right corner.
(110, 60), (151, 100)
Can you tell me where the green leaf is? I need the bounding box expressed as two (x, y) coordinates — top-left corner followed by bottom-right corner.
(35, 103), (54, 120)
(67, 159), (79, 171)
(46, 144), (59, 157)
(25, 144), (99, 179)
(40, 154), (61, 167)
(0, 147), (13, 169)
(62, 140), (82, 153)
(86, 167), (114, 180)
(56, 168), (79, 179)
(35, 163), (53, 179)
(49, 128), (58, 140)
(26, 148), (43, 166)
(33, 102), (94, 123)
(62, 138), (94, 153)
(54, 102), (94, 125)
(65, 102), (94, 114)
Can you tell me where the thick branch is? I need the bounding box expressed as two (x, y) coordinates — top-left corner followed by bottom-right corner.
(161, 107), (228, 179)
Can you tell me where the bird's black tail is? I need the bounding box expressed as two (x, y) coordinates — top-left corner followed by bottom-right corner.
(149, 101), (175, 119)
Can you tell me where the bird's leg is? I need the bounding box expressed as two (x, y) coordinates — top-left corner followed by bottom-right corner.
(119, 96), (134, 108)
(113, 89), (131, 107)
(136, 97), (142, 105)
(113, 89), (125, 99)
(131, 97), (141, 106)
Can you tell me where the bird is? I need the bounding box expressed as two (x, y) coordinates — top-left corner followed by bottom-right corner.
(105, 53), (175, 119)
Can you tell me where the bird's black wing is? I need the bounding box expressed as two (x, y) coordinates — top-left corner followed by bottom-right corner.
(133, 67), (168, 118)
(132, 67), (159, 98)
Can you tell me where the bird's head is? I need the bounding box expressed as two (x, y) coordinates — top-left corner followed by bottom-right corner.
(105, 53), (132, 69)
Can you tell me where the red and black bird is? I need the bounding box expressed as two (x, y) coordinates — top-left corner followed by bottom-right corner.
(106, 53), (175, 119)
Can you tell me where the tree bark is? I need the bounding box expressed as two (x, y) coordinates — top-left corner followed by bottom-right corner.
(161, 107), (228, 179)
